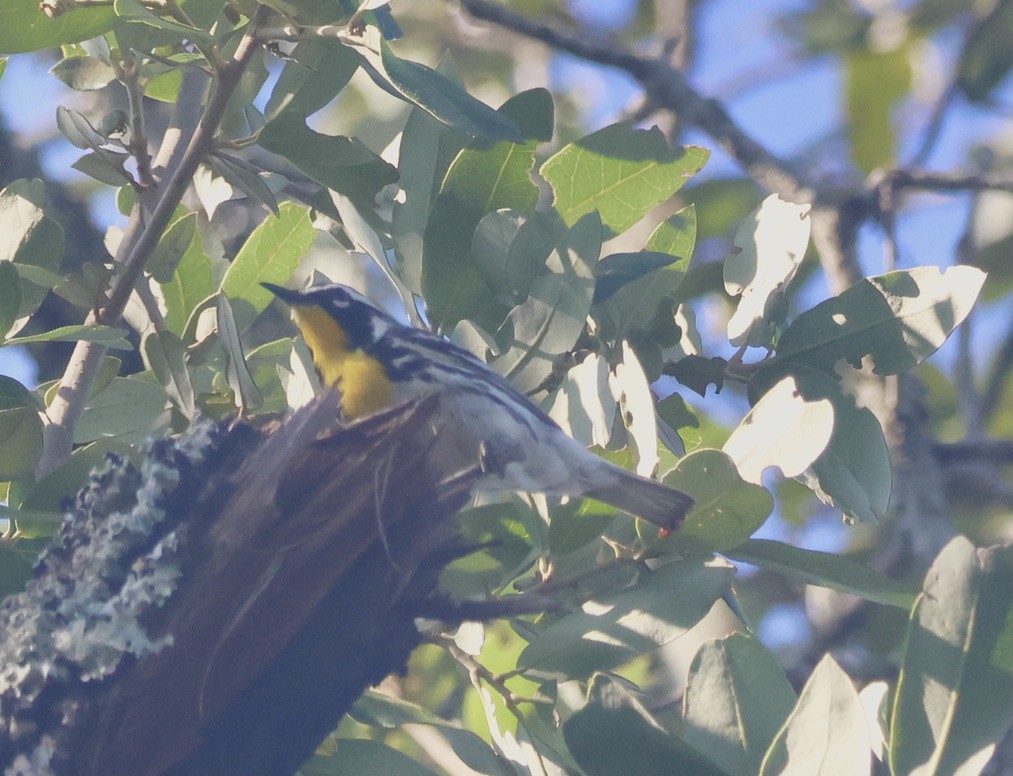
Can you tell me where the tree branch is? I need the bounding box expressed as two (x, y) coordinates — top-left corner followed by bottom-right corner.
(37, 6), (272, 479)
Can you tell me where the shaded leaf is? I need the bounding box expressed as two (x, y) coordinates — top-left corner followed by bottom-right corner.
(351, 691), (515, 776)
(343, 28), (522, 142)
(957, 0), (1013, 102)
(725, 539), (917, 609)
(49, 54), (116, 90)
(207, 153), (278, 216)
(148, 212), (197, 283)
(0, 0), (115, 55)
(422, 91), (555, 327)
(890, 537), (1013, 776)
(4, 324), (130, 349)
(0, 376), (43, 479)
(667, 355), (726, 397)
(683, 634), (797, 776)
(492, 211), (601, 393)
(301, 739), (439, 776)
(0, 179), (66, 328)
(660, 449), (773, 555)
(258, 113), (398, 206)
(0, 261), (22, 338)
(263, 40), (359, 121)
(142, 330), (195, 419)
(563, 673), (727, 776)
(518, 558), (733, 679)
(216, 293), (263, 412)
(73, 377), (168, 444)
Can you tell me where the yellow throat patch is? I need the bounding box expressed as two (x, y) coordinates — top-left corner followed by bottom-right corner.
(292, 305), (393, 419)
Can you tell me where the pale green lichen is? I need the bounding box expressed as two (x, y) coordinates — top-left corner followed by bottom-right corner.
(0, 422), (220, 774)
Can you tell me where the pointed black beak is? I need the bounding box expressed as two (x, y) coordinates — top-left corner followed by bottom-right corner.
(261, 282), (303, 305)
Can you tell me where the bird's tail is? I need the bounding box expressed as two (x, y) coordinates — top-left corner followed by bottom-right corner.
(583, 469), (693, 531)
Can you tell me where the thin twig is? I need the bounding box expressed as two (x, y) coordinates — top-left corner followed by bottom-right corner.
(117, 55), (155, 188)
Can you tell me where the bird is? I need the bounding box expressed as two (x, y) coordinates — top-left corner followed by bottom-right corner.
(262, 282), (693, 530)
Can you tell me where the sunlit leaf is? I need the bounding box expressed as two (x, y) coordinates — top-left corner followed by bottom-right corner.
(759, 654), (870, 776)
(775, 265), (986, 376)
(723, 375), (834, 484)
(220, 202), (314, 333)
(542, 122), (708, 237)
(725, 194), (811, 348)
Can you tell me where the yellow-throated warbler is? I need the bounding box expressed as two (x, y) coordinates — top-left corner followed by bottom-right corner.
(263, 283), (693, 530)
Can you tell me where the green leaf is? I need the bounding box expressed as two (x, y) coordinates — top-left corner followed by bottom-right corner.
(220, 202), (314, 333)
(391, 92), (450, 295)
(4, 324), (130, 349)
(113, 0), (213, 46)
(845, 46), (911, 173)
(420, 91), (555, 327)
(563, 673), (727, 776)
(258, 113), (398, 206)
(890, 537), (1013, 776)
(0, 261), (22, 338)
(301, 740), (439, 776)
(810, 395), (891, 524)
(470, 210), (554, 304)
(207, 152), (279, 216)
(72, 149), (133, 186)
(541, 123), (708, 237)
(518, 558), (733, 680)
(0, 179), (66, 330)
(216, 293), (263, 412)
(161, 225), (217, 337)
(594, 207), (696, 347)
(491, 211), (601, 393)
(264, 40), (359, 121)
(723, 375), (834, 484)
(0, 376), (43, 479)
(683, 634), (797, 776)
(351, 691), (515, 776)
(142, 330), (195, 419)
(759, 654), (870, 776)
(343, 29), (522, 142)
(660, 449), (773, 555)
(49, 54), (116, 90)
(668, 354), (727, 397)
(0, 538), (48, 597)
(18, 438), (131, 518)
(725, 539), (917, 609)
(774, 265), (986, 376)
(0, 0), (115, 55)
(724, 194), (811, 348)
(957, 0), (1013, 102)
(591, 206), (696, 356)
(73, 376), (168, 444)
(148, 212), (197, 284)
